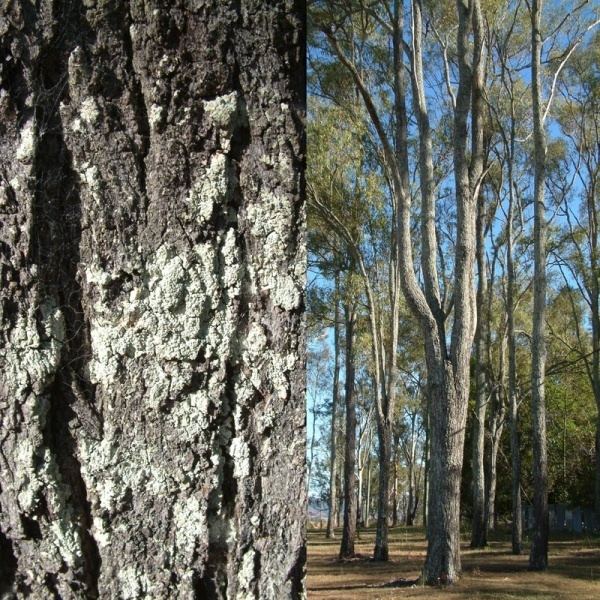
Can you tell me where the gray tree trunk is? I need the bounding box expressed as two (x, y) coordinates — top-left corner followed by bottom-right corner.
(423, 410), (429, 530)
(470, 187), (488, 548)
(504, 69), (523, 556)
(339, 305), (356, 558)
(405, 409), (418, 526)
(529, 0), (549, 571)
(0, 1), (306, 598)
(373, 422), (392, 560)
(422, 0), (485, 583)
(326, 280), (341, 538)
(486, 381), (506, 535)
(392, 435), (399, 527)
(365, 454), (372, 528)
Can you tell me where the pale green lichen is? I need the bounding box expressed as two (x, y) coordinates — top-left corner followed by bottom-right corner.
(186, 153), (233, 224)
(80, 97), (100, 125)
(2, 299), (65, 394)
(118, 565), (150, 600)
(230, 437), (250, 479)
(203, 91), (242, 131)
(81, 163), (102, 193)
(245, 190), (302, 311)
(173, 495), (207, 560)
(238, 548), (257, 599)
(0, 181), (9, 206)
(16, 118), (36, 163)
(148, 103), (164, 129)
(87, 244), (225, 384)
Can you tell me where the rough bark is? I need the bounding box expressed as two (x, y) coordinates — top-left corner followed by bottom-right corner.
(0, 1), (306, 598)
(590, 210), (600, 521)
(529, 0), (549, 571)
(486, 368), (506, 535)
(326, 280), (341, 538)
(373, 422), (392, 560)
(339, 305), (356, 558)
(423, 410), (429, 529)
(365, 455), (372, 528)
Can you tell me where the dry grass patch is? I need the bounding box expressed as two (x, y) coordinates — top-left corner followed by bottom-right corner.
(307, 526), (600, 599)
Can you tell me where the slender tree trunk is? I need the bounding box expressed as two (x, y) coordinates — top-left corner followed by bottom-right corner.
(392, 452), (399, 527)
(503, 50), (523, 555)
(589, 237), (600, 520)
(373, 422), (392, 560)
(0, 2), (305, 598)
(509, 386), (523, 553)
(356, 469), (364, 531)
(471, 187), (488, 548)
(340, 306), (357, 558)
(357, 446), (364, 529)
(326, 282), (341, 538)
(529, 0), (549, 571)
(486, 386), (506, 534)
(335, 467), (342, 528)
(406, 413), (417, 526)
(423, 411), (429, 530)
(365, 455), (372, 528)
(596, 412), (600, 519)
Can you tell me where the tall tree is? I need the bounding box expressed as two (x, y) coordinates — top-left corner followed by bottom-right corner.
(471, 170), (491, 548)
(311, 0), (486, 580)
(529, 0), (549, 571)
(0, 2), (305, 597)
(327, 277), (341, 538)
(339, 302), (358, 558)
(554, 33), (600, 521)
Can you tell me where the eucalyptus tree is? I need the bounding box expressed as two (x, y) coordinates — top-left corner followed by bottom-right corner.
(308, 68), (403, 561)
(310, 0), (487, 581)
(529, 0), (551, 571)
(528, 0), (600, 569)
(490, 21), (529, 550)
(308, 99), (378, 557)
(308, 221), (344, 538)
(339, 298), (358, 558)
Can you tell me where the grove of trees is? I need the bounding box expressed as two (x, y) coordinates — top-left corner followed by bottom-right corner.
(307, 0), (600, 585)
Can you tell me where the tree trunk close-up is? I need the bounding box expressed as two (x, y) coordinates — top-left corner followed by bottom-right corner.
(0, 1), (306, 598)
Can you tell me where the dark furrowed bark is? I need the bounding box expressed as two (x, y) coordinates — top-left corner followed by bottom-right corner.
(0, 1), (306, 598)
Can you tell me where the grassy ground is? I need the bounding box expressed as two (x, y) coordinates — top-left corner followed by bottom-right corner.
(307, 525), (600, 599)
